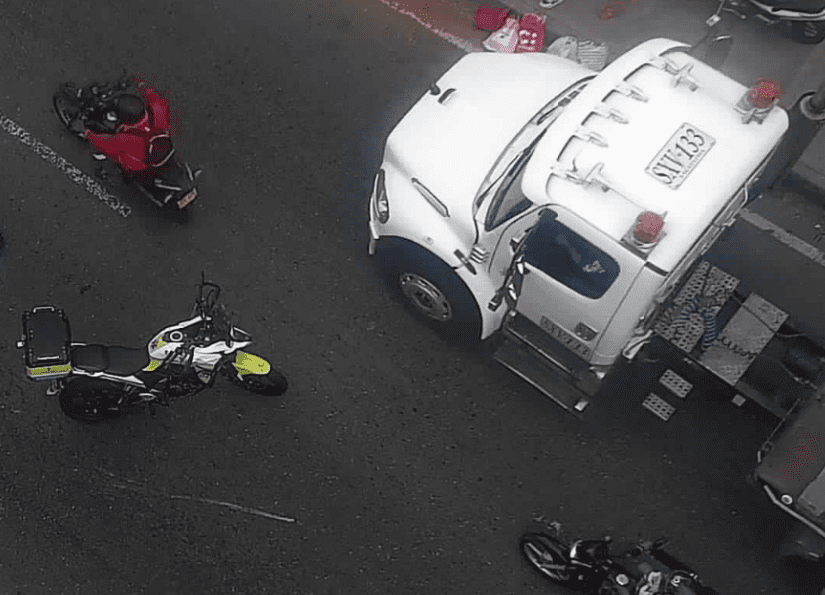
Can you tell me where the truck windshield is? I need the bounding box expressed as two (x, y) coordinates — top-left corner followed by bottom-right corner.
(484, 131), (546, 230)
(473, 78), (591, 215)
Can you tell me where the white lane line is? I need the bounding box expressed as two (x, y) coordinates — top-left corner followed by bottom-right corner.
(740, 207), (825, 268)
(378, 0), (479, 53)
(0, 111), (131, 218)
(98, 468), (296, 523)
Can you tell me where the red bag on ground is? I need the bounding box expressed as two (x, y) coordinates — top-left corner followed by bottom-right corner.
(514, 13), (546, 53)
(474, 6), (510, 31)
(482, 16), (519, 53)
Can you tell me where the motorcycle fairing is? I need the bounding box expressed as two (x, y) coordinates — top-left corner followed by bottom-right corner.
(231, 351), (271, 377)
(148, 315), (204, 359)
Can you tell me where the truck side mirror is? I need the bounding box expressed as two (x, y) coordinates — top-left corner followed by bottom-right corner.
(702, 35), (733, 69)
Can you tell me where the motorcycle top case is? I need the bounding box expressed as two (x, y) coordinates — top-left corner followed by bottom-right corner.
(21, 306), (72, 381)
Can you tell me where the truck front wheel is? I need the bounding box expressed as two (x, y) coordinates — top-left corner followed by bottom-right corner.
(378, 239), (482, 344)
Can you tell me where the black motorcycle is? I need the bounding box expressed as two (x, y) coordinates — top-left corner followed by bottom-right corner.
(52, 74), (202, 210)
(520, 523), (721, 595)
(709, 0), (825, 44)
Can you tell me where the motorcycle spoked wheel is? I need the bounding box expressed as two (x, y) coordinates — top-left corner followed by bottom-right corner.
(58, 378), (122, 422)
(223, 363), (288, 396)
(520, 533), (589, 589)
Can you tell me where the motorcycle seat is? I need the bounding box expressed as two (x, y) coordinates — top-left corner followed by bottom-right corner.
(755, 0), (825, 13)
(72, 344), (150, 376)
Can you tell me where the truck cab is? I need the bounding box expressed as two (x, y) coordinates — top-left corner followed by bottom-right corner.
(368, 38), (788, 411)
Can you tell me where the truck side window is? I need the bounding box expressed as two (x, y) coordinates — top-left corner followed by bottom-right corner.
(523, 216), (620, 299)
(486, 148), (534, 230)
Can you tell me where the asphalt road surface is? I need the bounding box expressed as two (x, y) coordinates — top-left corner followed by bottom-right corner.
(1, 1), (825, 594)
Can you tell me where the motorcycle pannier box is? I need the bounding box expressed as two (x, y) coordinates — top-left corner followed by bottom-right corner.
(21, 306), (72, 381)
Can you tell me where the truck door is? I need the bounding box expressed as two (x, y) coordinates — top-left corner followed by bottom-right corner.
(472, 135), (547, 291)
(512, 209), (644, 362)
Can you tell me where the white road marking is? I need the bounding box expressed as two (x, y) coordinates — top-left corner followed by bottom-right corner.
(98, 468), (296, 523)
(378, 0), (478, 53)
(740, 207), (825, 268)
(0, 111), (131, 218)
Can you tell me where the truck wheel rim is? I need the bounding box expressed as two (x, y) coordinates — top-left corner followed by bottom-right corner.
(399, 273), (453, 321)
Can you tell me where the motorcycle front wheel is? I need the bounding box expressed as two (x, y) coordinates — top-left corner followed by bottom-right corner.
(224, 364), (288, 396)
(520, 533), (585, 589)
(52, 86), (82, 131)
(58, 378), (121, 422)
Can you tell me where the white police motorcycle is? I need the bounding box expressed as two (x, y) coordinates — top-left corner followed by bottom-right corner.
(17, 274), (287, 421)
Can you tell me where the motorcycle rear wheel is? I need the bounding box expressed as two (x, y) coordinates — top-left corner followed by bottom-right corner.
(58, 378), (121, 422)
(520, 533), (584, 588)
(225, 364), (288, 396)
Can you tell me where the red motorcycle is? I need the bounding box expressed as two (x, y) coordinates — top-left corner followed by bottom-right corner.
(53, 75), (202, 210)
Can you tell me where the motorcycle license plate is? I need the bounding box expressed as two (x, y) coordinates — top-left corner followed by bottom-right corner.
(177, 189), (197, 209)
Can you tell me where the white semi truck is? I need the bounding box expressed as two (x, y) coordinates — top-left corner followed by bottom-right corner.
(367, 38), (825, 560)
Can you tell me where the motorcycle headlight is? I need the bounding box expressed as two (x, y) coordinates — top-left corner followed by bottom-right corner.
(374, 168), (389, 224)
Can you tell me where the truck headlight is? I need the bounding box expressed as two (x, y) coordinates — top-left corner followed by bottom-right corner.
(374, 168), (389, 223)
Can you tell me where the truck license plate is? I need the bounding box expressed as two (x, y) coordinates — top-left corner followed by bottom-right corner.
(177, 189), (197, 208)
(645, 123), (715, 189)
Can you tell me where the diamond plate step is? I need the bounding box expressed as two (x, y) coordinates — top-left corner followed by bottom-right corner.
(699, 293), (788, 386)
(654, 261), (739, 353)
(659, 369), (692, 399)
(642, 393), (676, 421)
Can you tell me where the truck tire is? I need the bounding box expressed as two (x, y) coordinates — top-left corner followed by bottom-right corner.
(377, 238), (482, 344)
